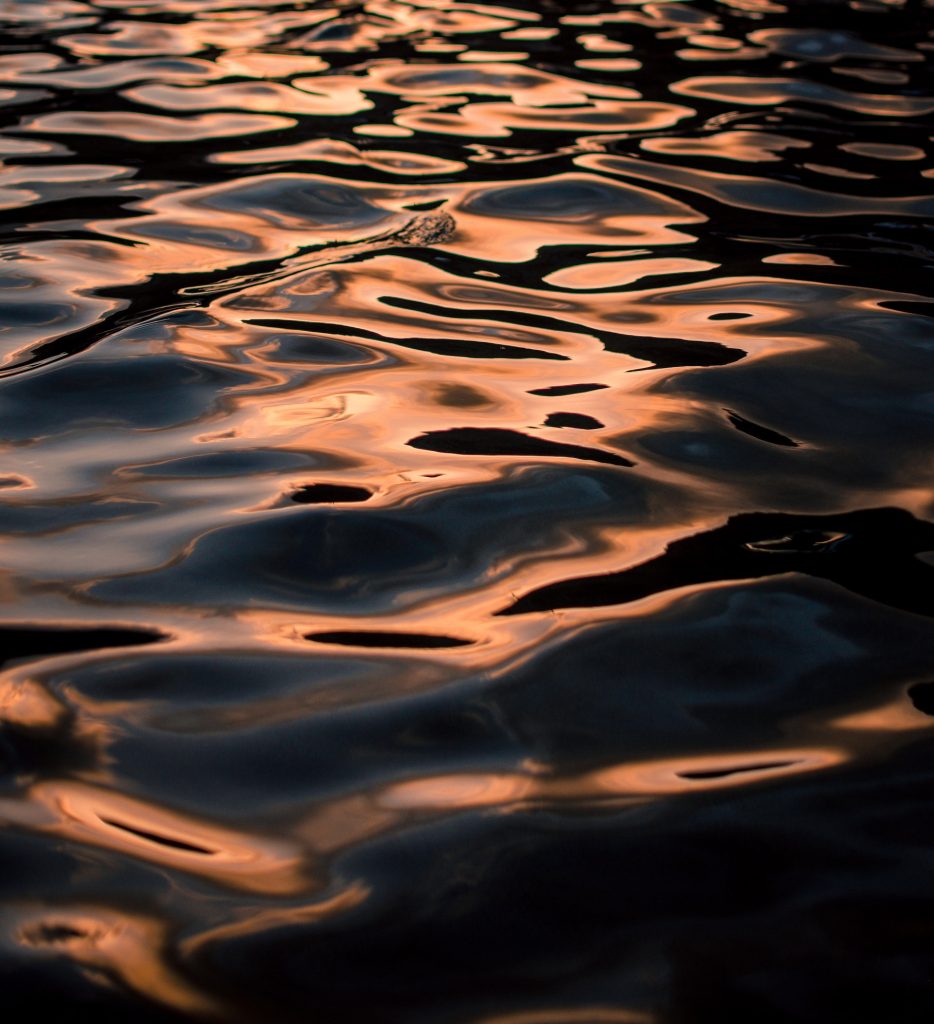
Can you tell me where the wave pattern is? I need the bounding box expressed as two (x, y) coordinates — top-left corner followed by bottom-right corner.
(1, 0), (933, 1020)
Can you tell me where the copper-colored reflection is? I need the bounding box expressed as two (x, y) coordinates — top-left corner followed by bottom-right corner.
(0, 677), (68, 730)
(12, 904), (221, 1016)
(125, 80), (370, 117)
(544, 257), (717, 290)
(478, 1009), (655, 1024)
(0, 781), (308, 895)
(214, 138), (466, 175)
(671, 76), (934, 117)
(376, 746), (845, 813)
(641, 130), (810, 163)
(180, 880), (370, 955)
(278, 739), (855, 862)
(577, 153), (934, 219)
(21, 109), (294, 141)
(576, 748), (846, 797)
(831, 695), (934, 734)
(381, 772), (535, 810)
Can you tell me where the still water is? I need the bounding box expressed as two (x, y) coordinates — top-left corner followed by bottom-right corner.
(0, 0), (933, 1019)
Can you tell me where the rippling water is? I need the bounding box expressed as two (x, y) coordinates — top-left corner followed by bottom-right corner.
(1, 0), (933, 1019)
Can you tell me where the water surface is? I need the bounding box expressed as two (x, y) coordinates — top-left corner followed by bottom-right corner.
(1, 0), (933, 1020)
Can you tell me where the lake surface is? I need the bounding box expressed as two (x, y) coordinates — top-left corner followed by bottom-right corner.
(1, 0), (933, 1020)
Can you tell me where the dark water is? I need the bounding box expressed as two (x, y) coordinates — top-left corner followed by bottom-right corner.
(1, 0), (933, 1019)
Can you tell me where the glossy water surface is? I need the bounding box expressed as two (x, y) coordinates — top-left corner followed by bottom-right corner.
(1, 0), (933, 1020)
